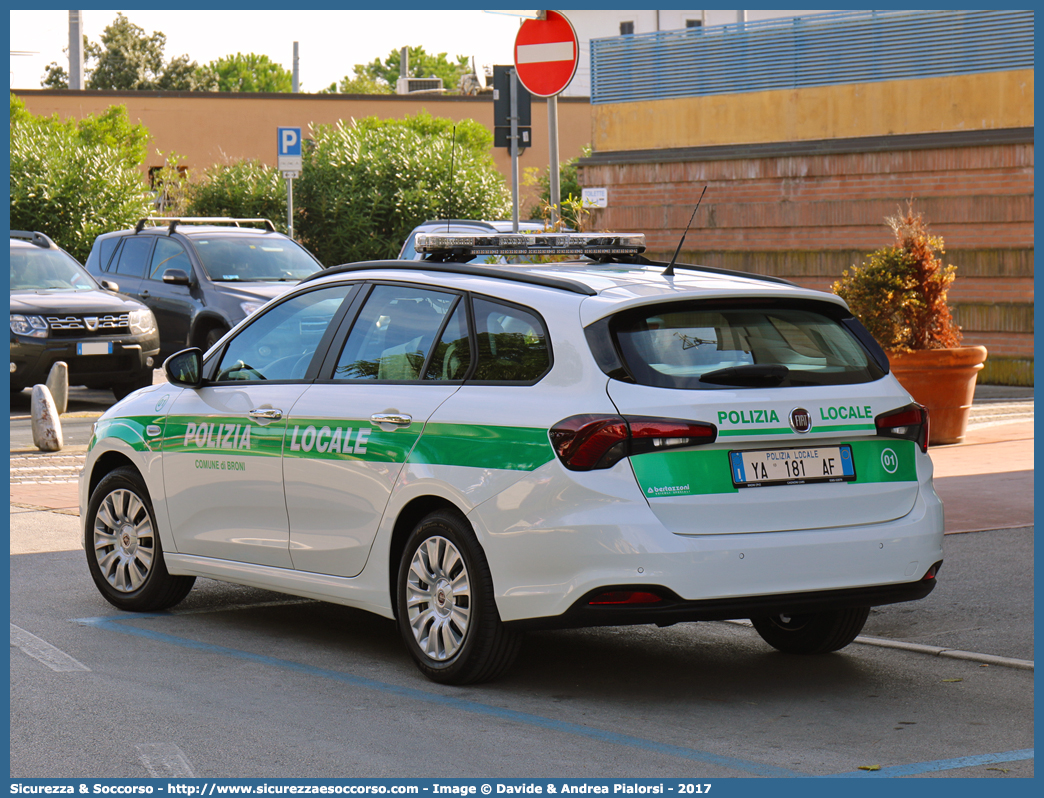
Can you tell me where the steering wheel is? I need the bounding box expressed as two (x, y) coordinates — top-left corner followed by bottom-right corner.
(217, 360), (266, 382)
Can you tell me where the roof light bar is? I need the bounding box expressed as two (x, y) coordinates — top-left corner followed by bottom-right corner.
(415, 232), (646, 257)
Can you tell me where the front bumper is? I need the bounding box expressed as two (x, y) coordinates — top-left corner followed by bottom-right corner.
(10, 333), (160, 389)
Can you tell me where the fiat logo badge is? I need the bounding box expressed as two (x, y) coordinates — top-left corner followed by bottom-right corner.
(790, 408), (812, 433)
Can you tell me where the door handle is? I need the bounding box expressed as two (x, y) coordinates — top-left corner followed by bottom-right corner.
(140, 289), (151, 298)
(249, 408), (283, 421)
(370, 413), (412, 428)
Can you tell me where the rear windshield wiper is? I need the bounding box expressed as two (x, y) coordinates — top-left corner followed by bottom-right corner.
(699, 364), (789, 387)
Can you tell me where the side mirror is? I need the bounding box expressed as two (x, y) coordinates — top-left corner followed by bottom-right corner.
(163, 348), (204, 388)
(100, 279), (120, 292)
(162, 268), (192, 286)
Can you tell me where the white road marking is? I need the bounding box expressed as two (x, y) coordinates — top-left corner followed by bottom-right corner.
(136, 743), (196, 778)
(10, 623), (90, 672)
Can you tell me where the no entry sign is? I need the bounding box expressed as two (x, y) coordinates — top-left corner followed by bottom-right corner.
(513, 10), (579, 97)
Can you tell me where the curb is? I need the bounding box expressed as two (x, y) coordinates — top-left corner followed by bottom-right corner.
(724, 620), (1033, 671)
(854, 634), (1034, 671)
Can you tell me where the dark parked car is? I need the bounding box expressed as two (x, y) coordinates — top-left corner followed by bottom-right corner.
(398, 219), (545, 261)
(84, 218), (323, 356)
(10, 230), (160, 400)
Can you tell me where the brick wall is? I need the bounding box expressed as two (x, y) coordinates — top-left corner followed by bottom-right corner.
(579, 132), (1034, 385)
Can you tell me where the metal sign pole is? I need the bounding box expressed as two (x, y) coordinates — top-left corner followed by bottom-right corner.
(548, 94), (560, 229)
(286, 177), (294, 240)
(510, 68), (520, 233)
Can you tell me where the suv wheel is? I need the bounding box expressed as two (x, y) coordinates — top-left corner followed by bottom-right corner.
(85, 466), (195, 611)
(396, 510), (521, 684)
(203, 325), (229, 352)
(750, 607), (870, 654)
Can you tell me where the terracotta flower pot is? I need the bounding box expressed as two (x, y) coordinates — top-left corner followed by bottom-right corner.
(887, 346), (988, 446)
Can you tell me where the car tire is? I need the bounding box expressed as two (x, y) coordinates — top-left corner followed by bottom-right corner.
(112, 370), (154, 401)
(396, 510), (521, 685)
(85, 466), (195, 612)
(204, 325), (228, 352)
(750, 606), (870, 654)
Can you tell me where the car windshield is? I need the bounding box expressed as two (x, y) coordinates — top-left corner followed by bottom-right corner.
(10, 246), (99, 292)
(610, 300), (886, 389)
(191, 236), (321, 282)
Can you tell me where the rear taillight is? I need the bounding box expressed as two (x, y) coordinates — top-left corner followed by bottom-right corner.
(549, 414), (717, 471)
(875, 403), (929, 453)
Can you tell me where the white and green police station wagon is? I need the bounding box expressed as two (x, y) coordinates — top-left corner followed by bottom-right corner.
(81, 232), (943, 684)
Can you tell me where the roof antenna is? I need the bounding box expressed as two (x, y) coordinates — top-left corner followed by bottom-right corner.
(445, 125), (457, 233)
(663, 185), (707, 277)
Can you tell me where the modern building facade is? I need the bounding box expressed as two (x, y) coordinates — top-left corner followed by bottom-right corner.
(577, 9), (1033, 385)
(561, 9), (837, 97)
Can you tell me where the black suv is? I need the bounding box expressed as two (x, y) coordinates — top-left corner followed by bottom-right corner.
(84, 218), (323, 357)
(10, 231), (160, 399)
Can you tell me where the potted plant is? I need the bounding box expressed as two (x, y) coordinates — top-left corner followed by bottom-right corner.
(833, 204), (987, 445)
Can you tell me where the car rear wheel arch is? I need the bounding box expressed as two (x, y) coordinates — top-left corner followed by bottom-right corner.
(388, 495), (465, 618)
(190, 315), (230, 352)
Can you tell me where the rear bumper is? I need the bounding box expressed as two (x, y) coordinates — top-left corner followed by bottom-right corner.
(471, 457), (945, 624)
(506, 564), (941, 631)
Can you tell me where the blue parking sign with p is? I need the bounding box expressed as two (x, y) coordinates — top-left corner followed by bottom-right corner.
(278, 127), (302, 157)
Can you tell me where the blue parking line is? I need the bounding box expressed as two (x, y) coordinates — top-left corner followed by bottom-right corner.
(74, 613), (802, 778)
(825, 749), (1035, 777)
(75, 613), (1033, 779)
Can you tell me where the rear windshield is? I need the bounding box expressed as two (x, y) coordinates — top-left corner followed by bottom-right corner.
(602, 300), (886, 389)
(191, 236), (320, 282)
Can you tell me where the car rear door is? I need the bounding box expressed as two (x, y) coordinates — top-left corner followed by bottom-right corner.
(105, 235), (154, 300)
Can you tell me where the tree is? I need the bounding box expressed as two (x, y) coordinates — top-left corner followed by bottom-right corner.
(523, 146), (591, 226)
(208, 53), (293, 93)
(295, 112), (509, 265)
(188, 160), (288, 230)
(320, 69), (393, 95)
(356, 46), (470, 92)
(10, 94), (153, 262)
(41, 13), (215, 91)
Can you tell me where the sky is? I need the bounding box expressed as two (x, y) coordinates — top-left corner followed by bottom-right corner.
(8, 9), (543, 91)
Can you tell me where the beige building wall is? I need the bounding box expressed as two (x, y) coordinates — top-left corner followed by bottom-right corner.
(14, 90), (594, 214)
(591, 70), (1033, 152)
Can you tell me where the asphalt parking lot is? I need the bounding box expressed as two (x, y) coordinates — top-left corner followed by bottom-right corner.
(9, 383), (1034, 779)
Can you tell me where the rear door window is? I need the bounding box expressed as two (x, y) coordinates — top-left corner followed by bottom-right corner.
(112, 237), (154, 279)
(85, 237), (120, 275)
(606, 300), (886, 389)
(333, 285), (458, 381)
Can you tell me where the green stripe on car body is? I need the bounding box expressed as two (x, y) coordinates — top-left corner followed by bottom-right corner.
(717, 427), (795, 437)
(410, 422), (555, 471)
(717, 423), (876, 437)
(630, 439), (918, 498)
(163, 417), (286, 458)
(90, 416), (162, 453)
(154, 415), (553, 472)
